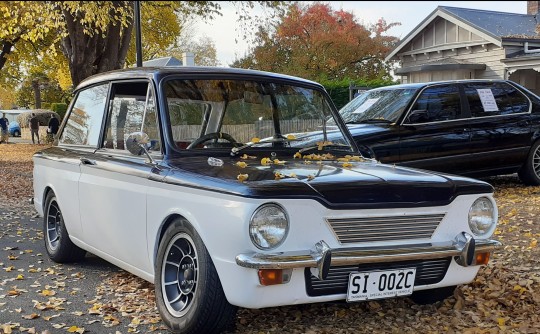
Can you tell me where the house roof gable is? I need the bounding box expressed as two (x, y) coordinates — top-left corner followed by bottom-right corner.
(385, 6), (539, 61)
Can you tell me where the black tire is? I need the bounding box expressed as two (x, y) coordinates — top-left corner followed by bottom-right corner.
(155, 218), (237, 334)
(43, 191), (86, 263)
(13, 130), (20, 137)
(518, 141), (540, 185)
(409, 286), (456, 305)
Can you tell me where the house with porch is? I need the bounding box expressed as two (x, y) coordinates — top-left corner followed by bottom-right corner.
(386, 1), (540, 95)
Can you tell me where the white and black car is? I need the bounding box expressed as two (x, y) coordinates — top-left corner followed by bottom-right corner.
(33, 67), (502, 333)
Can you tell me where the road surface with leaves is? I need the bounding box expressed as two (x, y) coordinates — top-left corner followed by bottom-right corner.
(0, 144), (538, 333)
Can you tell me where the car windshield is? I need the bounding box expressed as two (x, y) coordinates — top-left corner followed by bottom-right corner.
(164, 78), (353, 153)
(339, 87), (419, 124)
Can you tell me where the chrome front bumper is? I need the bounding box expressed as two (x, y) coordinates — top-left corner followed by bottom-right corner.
(236, 232), (502, 280)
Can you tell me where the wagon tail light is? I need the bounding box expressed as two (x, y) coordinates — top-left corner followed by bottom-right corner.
(258, 269), (293, 286)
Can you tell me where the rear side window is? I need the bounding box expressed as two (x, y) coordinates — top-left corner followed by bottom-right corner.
(59, 84), (109, 146)
(464, 82), (530, 117)
(410, 84), (460, 123)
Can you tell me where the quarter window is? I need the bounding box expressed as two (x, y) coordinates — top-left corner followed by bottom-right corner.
(409, 85), (460, 123)
(103, 81), (161, 153)
(464, 82), (530, 117)
(59, 84), (109, 146)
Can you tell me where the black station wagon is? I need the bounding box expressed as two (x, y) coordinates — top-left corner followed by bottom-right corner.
(339, 80), (540, 185)
(33, 67), (501, 333)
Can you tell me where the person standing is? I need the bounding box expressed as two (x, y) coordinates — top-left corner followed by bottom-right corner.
(29, 113), (40, 144)
(47, 114), (60, 142)
(0, 113), (8, 144)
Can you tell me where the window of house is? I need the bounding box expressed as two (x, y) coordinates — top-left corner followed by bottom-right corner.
(409, 84), (461, 123)
(59, 83), (109, 146)
(464, 82), (530, 117)
(102, 81), (161, 153)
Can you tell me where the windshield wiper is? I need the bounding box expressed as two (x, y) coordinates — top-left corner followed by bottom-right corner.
(347, 119), (393, 124)
(298, 143), (352, 154)
(230, 136), (301, 156)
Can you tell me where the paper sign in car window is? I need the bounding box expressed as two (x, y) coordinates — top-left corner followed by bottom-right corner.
(476, 89), (499, 112)
(353, 98), (380, 114)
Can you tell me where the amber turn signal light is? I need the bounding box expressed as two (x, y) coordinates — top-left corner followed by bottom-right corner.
(258, 269), (292, 286)
(475, 252), (490, 265)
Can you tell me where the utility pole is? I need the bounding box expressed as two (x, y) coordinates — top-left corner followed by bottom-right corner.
(134, 1), (143, 67)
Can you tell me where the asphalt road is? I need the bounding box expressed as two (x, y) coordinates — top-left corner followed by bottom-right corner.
(0, 205), (169, 333)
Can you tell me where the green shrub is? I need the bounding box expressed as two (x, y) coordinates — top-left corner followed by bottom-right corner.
(41, 102), (51, 109)
(51, 103), (68, 120)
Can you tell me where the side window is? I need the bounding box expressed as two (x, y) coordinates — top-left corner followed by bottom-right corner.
(59, 84), (109, 146)
(103, 81), (161, 153)
(465, 82), (530, 117)
(410, 85), (460, 123)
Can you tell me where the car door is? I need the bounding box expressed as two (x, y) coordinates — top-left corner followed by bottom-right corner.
(78, 80), (162, 275)
(463, 81), (532, 175)
(48, 83), (110, 240)
(398, 83), (471, 174)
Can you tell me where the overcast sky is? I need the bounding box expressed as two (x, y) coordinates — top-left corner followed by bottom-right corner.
(195, 1), (528, 66)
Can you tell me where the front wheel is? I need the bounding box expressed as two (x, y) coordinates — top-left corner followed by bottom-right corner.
(43, 191), (86, 263)
(518, 140), (540, 185)
(155, 218), (237, 333)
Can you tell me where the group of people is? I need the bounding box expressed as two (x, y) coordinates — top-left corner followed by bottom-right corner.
(0, 112), (60, 145)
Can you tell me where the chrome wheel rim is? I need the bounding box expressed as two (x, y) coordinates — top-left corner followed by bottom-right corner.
(161, 233), (198, 317)
(46, 199), (62, 251)
(534, 145), (540, 178)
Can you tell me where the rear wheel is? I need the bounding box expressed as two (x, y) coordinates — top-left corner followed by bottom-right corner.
(13, 130), (20, 137)
(155, 218), (237, 333)
(518, 141), (540, 185)
(409, 286), (456, 305)
(43, 191), (86, 262)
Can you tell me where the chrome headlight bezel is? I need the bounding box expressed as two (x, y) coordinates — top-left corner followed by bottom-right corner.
(468, 197), (497, 237)
(249, 203), (289, 250)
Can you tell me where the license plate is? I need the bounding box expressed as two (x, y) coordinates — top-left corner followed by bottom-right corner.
(347, 268), (416, 302)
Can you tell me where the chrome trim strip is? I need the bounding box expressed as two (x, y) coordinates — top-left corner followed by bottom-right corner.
(235, 233), (502, 272)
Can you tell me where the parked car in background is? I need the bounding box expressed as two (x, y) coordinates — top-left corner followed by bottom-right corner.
(338, 80), (540, 185)
(8, 120), (21, 137)
(33, 67), (501, 333)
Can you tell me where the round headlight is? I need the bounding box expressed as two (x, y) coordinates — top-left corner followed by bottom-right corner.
(468, 197), (497, 237)
(249, 203), (289, 250)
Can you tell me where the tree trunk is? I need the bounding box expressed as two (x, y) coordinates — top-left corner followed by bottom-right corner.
(32, 79), (42, 109)
(60, 1), (134, 88)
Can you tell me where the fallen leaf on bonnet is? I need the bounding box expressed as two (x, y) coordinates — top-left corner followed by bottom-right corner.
(293, 152), (302, 159)
(286, 134), (296, 140)
(236, 161), (247, 168)
(251, 137), (260, 143)
(273, 159), (286, 165)
(261, 157), (272, 166)
(237, 174), (249, 182)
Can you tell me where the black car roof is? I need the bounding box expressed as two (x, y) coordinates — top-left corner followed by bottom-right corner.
(76, 66), (322, 91)
(372, 79), (512, 91)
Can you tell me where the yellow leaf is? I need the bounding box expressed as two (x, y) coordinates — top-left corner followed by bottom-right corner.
(530, 239), (538, 248)
(240, 154), (256, 160)
(497, 318), (506, 326)
(274, 172), (285, 180)
(16, 274), (24, 280)
(273, 159), (286, 165)
(237, 174), (249, 182)
(286, 134), (296, 140)
(342, 162), (353, 168)
(293, 152), (302, 159)
(261, 157), (272, 166)
(251, 137), (260, 143)
(40, 289), (56, 296)
(337, 157), (349, 162)
(235, 161), (247, 168)
(289, 173), (297, 178)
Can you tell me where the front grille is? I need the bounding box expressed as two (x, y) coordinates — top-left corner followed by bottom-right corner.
(326, 213), (446, 244)
(305, 258), (451, 297)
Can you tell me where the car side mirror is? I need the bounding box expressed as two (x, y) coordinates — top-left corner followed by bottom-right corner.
(406, 109), (429, 124)
(126, 132), (157, 165)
